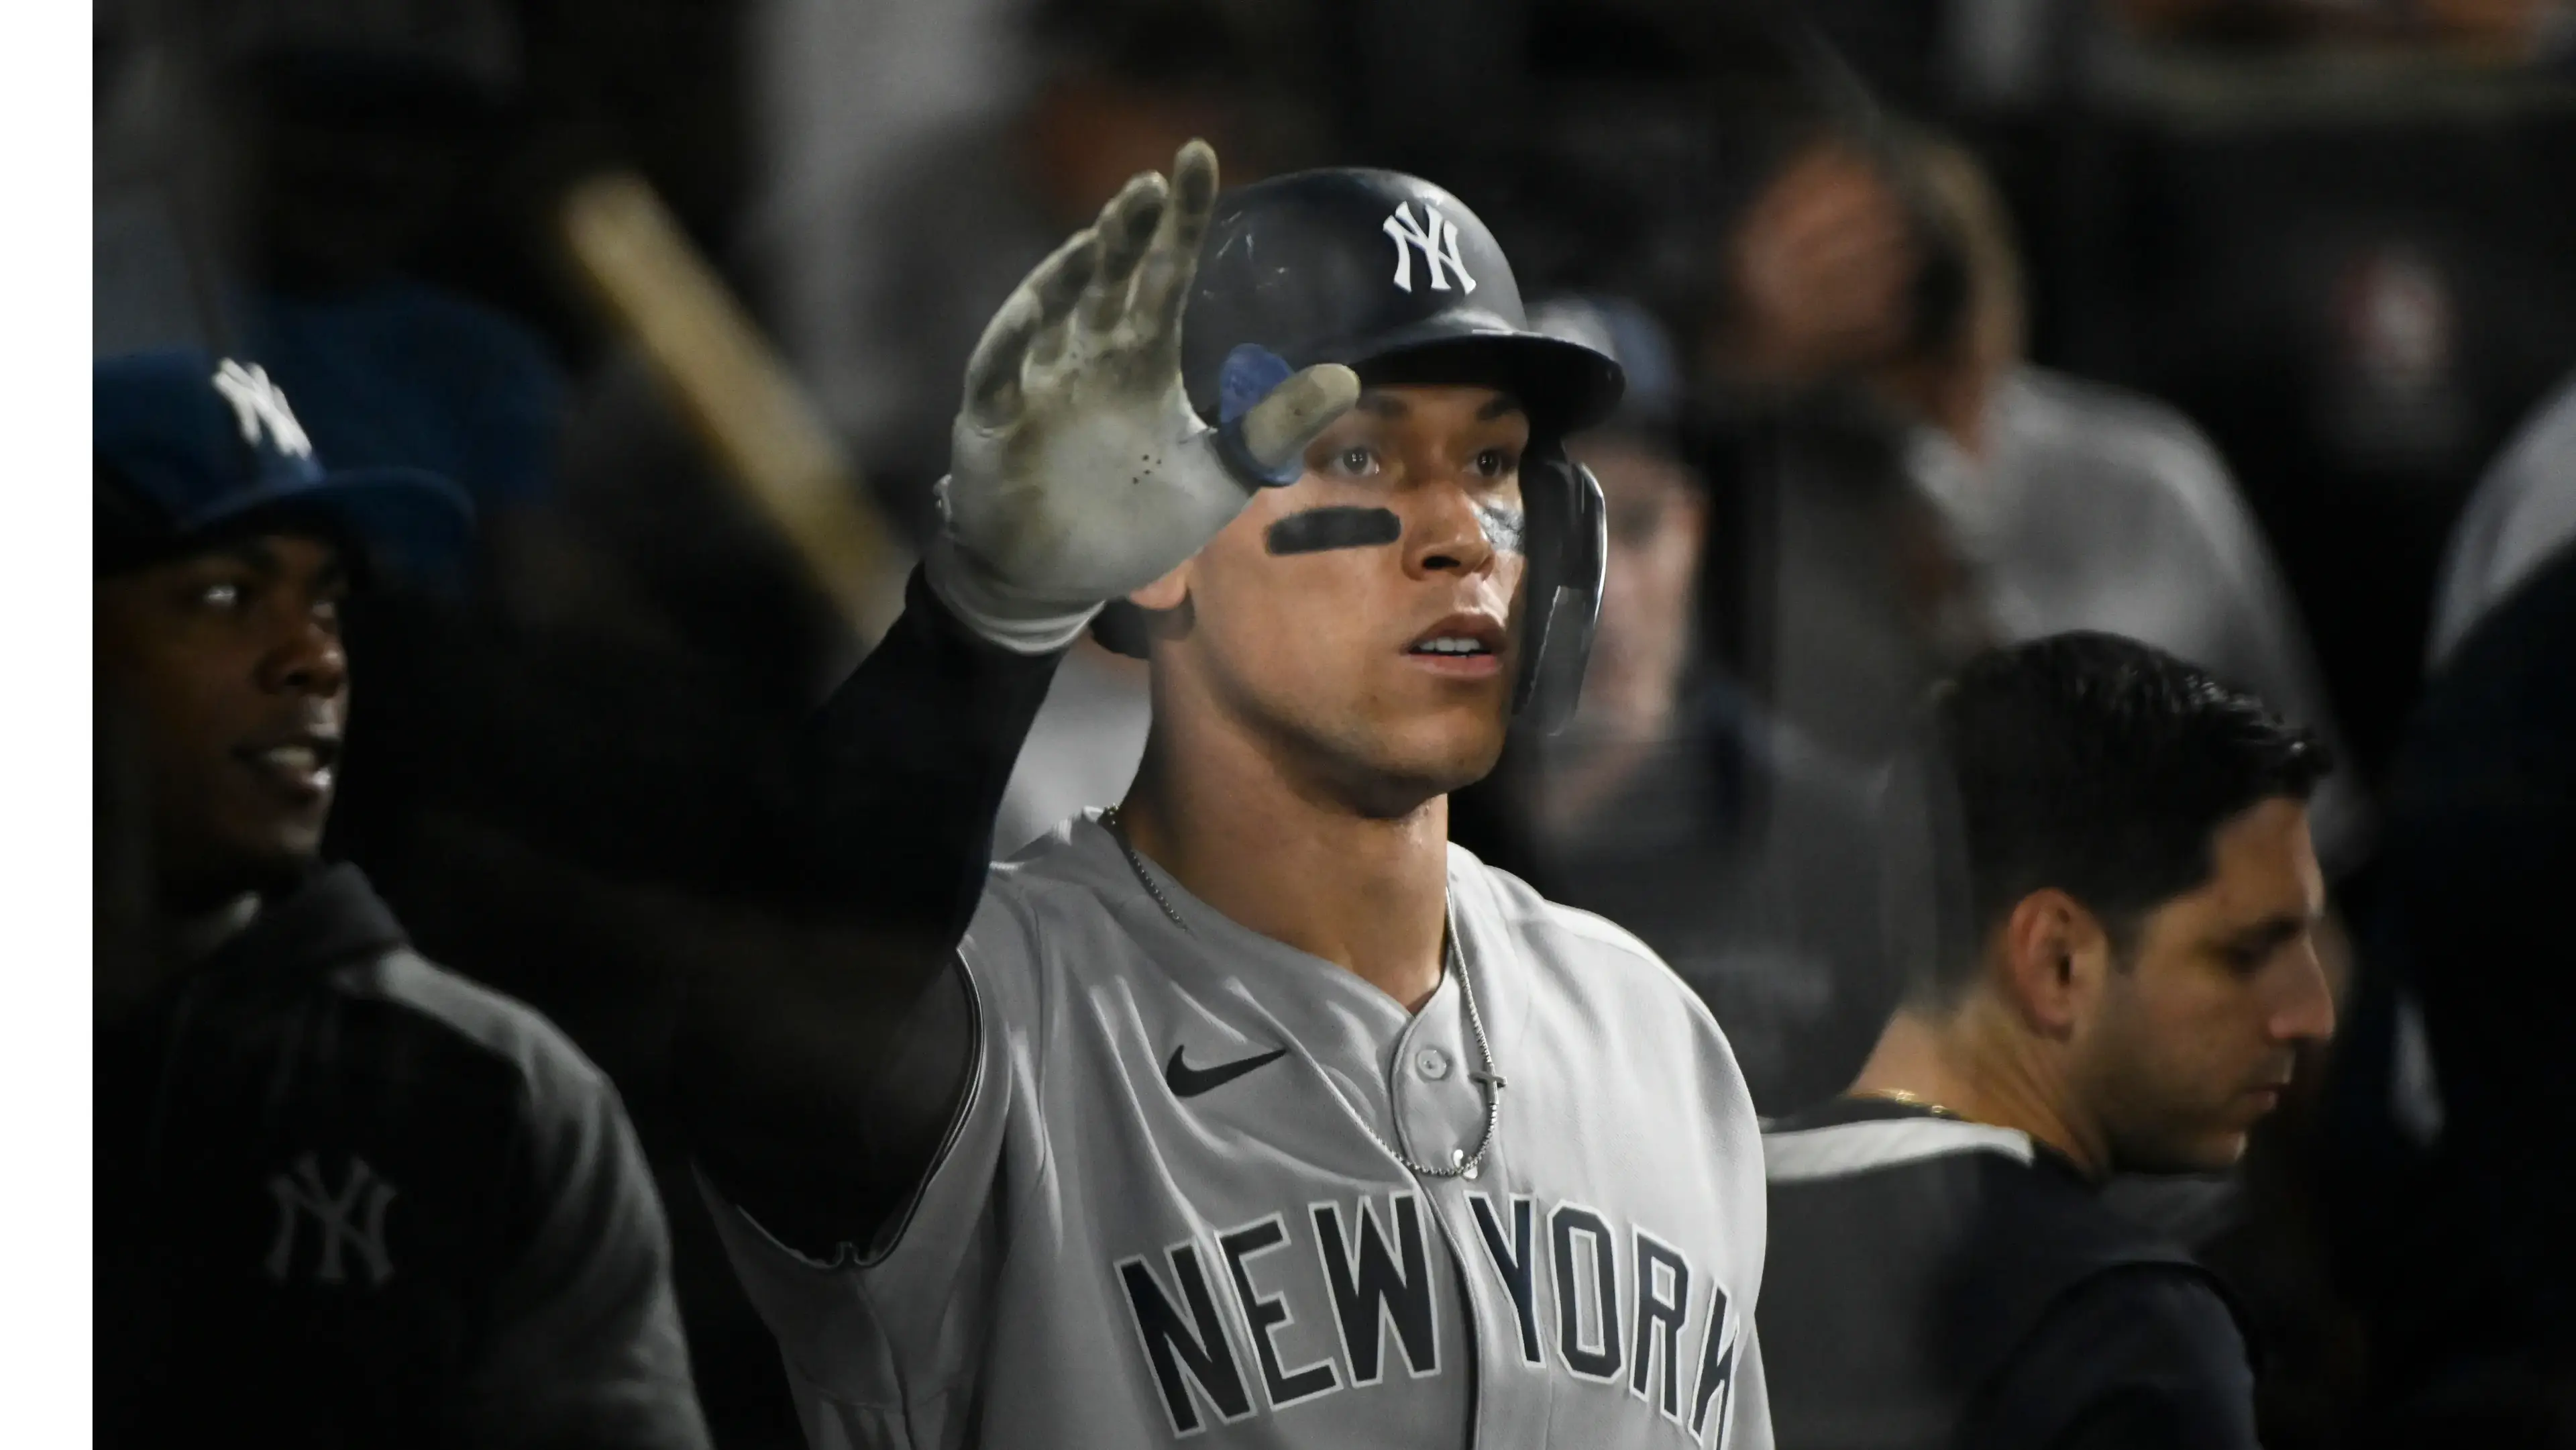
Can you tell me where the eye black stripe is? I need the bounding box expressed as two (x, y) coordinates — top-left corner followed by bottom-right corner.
(1266, 507), (1403, 556)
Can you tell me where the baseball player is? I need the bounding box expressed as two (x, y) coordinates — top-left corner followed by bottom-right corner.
(1759, 633), (2335, 1449)
(93, 350), (710, 1448)
(682, 142), (1773, 1447)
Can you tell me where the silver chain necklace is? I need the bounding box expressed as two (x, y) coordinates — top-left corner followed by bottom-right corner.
(1101, 807), (1507, 1180)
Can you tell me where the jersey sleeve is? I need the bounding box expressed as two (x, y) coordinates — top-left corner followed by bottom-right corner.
(699, 890), (1040, 1450)
(457, 1020), (713, 1449)
(1968, 1266), (2260, 1450)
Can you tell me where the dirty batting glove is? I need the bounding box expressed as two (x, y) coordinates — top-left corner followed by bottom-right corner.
(927, 140), (1361, 654)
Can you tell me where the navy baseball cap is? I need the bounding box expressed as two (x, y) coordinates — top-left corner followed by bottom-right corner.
(95, 348), (475, 582)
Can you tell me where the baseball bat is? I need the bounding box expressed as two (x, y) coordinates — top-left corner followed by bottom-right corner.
(555, 169), (904, 641)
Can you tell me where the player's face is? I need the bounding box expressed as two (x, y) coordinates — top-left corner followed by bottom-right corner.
(95, 533), (351, 909)
(1155, 384), (1529, 814)
(2076, 797), (2335, 1173)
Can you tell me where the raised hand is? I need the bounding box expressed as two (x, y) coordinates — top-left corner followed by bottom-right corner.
(929, 140), (1361, 653)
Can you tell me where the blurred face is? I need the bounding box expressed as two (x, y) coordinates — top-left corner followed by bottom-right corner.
(1719, 138), (1917, 386)
(1570, 434), (1706, 735)
(95, 533), (351, 909)
(1148, 384), (1529, 815)
(2072, 797), (2337, 1172)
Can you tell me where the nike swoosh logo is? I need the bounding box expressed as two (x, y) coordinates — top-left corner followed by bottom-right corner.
(1165, 1044), (1290, 1099)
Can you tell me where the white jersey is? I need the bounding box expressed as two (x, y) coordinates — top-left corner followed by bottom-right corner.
(710, 811), (1772, 1449)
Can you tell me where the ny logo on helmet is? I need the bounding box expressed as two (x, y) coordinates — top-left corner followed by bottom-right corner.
(212, 359), (315, 460)
(1381, 203), (1478, 296)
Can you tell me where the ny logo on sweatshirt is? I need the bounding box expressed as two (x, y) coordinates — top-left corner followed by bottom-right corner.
(264, 1151), (397, 1287)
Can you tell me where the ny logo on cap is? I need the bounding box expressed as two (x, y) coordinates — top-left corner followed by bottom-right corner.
(211, 359), (315, 460)
(1382, 202), (1477, 296)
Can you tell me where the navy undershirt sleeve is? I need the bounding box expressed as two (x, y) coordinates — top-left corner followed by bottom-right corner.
(676, 566), (1065, 1259)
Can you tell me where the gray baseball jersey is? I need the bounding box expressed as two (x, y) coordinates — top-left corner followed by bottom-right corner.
(708, 811), (1773, 1449)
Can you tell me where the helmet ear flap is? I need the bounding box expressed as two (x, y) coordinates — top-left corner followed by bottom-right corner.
(1515, 446), (1607, 734)
(1089, 599), (1154, 658)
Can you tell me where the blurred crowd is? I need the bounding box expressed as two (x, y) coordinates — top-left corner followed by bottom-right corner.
(94, 0), (2576, 1445)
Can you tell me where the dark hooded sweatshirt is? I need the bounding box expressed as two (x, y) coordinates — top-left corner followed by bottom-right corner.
(95, 864), (710, 1449)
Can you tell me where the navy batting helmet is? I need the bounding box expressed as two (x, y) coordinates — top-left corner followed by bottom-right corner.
(1098, 167), (1621, 735)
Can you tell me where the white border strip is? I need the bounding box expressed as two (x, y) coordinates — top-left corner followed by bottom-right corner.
(1764, 1117), (2035, 1184)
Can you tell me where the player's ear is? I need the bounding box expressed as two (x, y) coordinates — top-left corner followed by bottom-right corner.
(1128, 556), (1191, 613)
(1994, 888), (2103, 1039)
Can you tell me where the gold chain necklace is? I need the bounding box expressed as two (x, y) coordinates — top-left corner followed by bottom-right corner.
(1849, 1087), (1965, 1119)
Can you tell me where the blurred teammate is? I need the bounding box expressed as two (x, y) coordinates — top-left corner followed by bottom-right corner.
(1868, 131), (2369, 871)
(2338, 499), (2576, 1448)
(850, 0), (1289, 521)
(1500, 294), (1894, 1112)
(1710, 126), (2363, 863)
(1701, 134), (1997, 764)
(684, 143), (1774, 1447)
(1758, 633), (2336, 1449)
(93, 350), (710, 1449)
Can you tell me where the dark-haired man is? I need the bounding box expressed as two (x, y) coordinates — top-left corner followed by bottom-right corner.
(94, 349), (710, 1449)
(1758, 632), (2336, 1449)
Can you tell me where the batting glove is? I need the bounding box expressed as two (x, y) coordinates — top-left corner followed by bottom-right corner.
(927, 140), (1362, 653)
